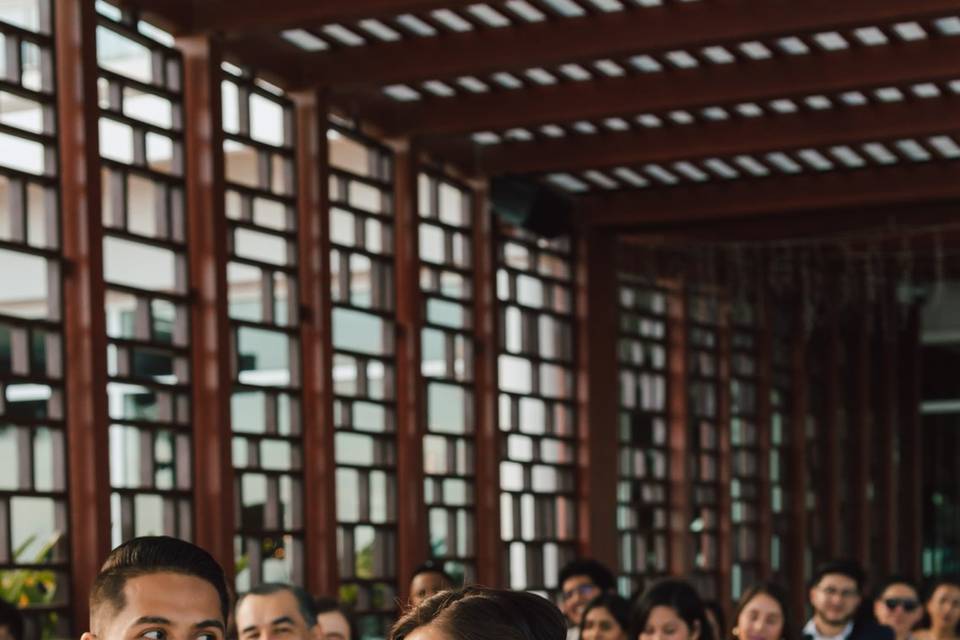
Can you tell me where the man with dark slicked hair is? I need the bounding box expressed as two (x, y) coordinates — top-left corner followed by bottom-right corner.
(83, 536), (230, 640)
(235, 583), (321, 640)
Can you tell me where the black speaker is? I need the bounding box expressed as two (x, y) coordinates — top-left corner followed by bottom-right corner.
(490, 176), (573, 238)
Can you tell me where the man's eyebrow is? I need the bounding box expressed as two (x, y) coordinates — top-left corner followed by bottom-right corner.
(133, 617), (172, 626)
(194, 620), (226, 632)
(270, 617), (297, 627)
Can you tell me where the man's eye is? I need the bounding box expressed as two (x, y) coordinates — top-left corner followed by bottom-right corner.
(198, 633), (219, 640)
(142, 630), (166, 640)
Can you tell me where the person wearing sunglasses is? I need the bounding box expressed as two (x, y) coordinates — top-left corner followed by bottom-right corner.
(557, 558), (616, 640)
(873, 577), (924, 640)
(803, 560), (893, 640)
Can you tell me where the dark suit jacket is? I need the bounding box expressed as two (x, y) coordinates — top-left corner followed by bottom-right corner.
(803, 621), (895, 640)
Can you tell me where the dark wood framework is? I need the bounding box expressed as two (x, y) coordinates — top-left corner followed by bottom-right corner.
(0, 0), (945, 635)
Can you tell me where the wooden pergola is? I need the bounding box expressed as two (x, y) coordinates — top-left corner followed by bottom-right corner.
(5, 0), (955, 635)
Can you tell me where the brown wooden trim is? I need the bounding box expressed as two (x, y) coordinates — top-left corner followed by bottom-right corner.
(898, 304), (923, 579)
(57, 0), (112, 629)
(393, 143), (428, 600)
(574, 229), (619, 568)
(583, 163), (960, 228)
(472, 185), (502, 588)
(666, 279), (690, 576)
(293, 89), (339, 596)
(178, 34), (236, 577)
(755, 287), (774, 579)
(478, 98), (960, 176)
(788, 299), (810, 619)
(384, 39), (960, 136)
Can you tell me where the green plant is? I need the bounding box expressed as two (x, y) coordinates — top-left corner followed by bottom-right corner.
(0, 531), (63, 640)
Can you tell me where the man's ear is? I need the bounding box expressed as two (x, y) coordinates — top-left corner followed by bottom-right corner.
(82, 631), (97, 640)
(310, 620), (324, 640)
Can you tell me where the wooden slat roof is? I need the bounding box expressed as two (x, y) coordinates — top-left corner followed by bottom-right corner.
(117, 0), (960, 233)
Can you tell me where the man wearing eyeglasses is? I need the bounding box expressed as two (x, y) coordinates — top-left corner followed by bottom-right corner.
(804, 560), (894, 640)
(557, 559), (615, 640)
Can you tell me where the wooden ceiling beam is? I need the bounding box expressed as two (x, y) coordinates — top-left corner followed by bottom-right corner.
(194, 0), (473, 35)
(384, 38), (960, 136)
(304, 0), (960, 88)
(581, 161), (960, 228)
(478, 97), (960, 175)
(112, 0), (195, 32)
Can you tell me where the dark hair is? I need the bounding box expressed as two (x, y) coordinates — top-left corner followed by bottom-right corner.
(630, 578), (712, 640)
(920, 577), (960, 634)
(733, 583), (793, 640)
(314, 596), (358, 640)
(702, 601), (726, 640)
(411, 560), (455, 586)
(558, 559), (616, 592)
(390, 586), (566, 640)
(0, 598), (24, 640)
(582, 593), (631, 633)
(809, 560), (866, 592)
(237, 583), (315, 628)
(90, 536), (230, 629)
(872, 576), (920, 602)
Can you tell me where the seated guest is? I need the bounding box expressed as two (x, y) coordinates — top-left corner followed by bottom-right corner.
(733, 582), (792, 640)
(914, 578), (960, 640)
(630, 578), (712, 640)
(314, 596), (356, 640)
(408, 560), (455, 608)
(703, 601), (726, 640)
(235, 583), (319, 640)
(82, 536), (230, 640)
(804, 560), (892, 640)
(558, 559), (617, 640)
(391, 586), (566, 640)
(581, 593), (631, 640)
(873, 577), (923, 640)
(0, 598), (23, 640)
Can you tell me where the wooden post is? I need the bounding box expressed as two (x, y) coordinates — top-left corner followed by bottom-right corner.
(716, 297), (733, 611)
(789, 300), (811, 621)
(756, 289), (774, 580)
(853, 313), (872, 566)
(575, 228), (620, 569)
(178, 34), (236, 576)
(823, 315), (842, 557)
(392, 143), (427, 600)
(57, 0), (112, 629)
(293, 89), (339, 596)
(667, 280), (690, 576)
(472, 185), (503, 588)
(898, 304), (923, 579)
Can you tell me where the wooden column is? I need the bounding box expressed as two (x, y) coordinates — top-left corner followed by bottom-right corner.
(716, 297), (733, 610)
(293, 90), (339, 596)
(472, 185), (503, 588)
(853, 312), (872, 566)
(898, 304), (923, 579)
(56, 0), (111, 629)
(667, 280), (691, 575)
(823, 315), (842, 557)
(575, 229), (619, 569)
(393, 143), (427, 600)
(178, 35), (235, 576)
(877, 294), (900, 572)
(756, 289), (774, 580)
(788, 301), (810, 621)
